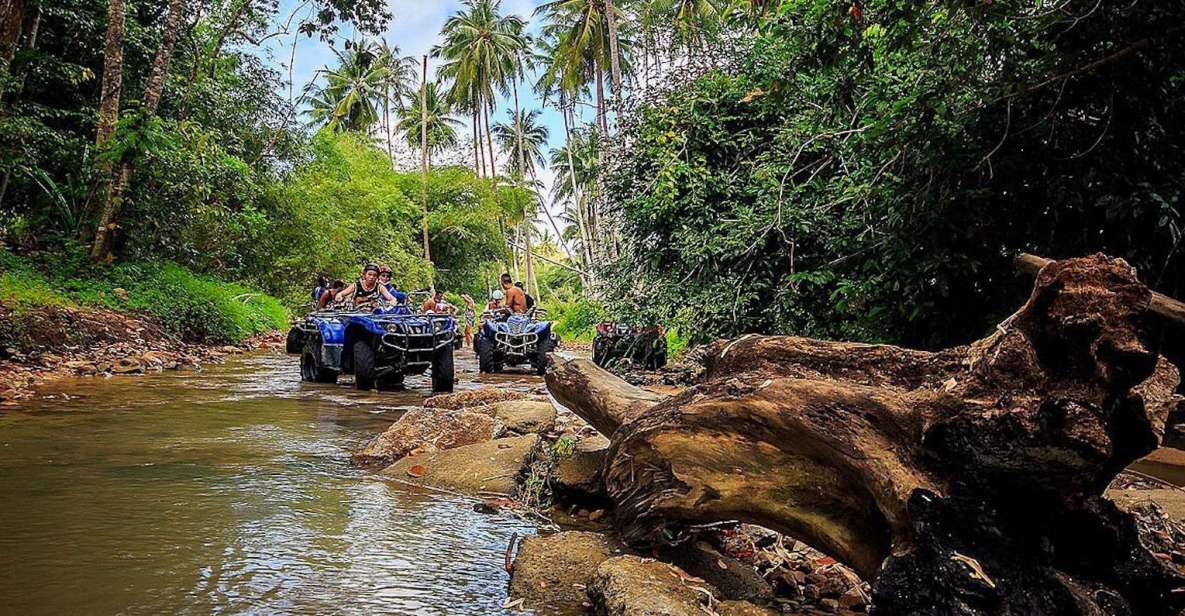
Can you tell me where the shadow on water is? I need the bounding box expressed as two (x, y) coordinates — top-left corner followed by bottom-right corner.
(0, 349), (544, 615)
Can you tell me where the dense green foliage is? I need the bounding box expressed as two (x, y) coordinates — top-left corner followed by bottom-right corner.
(397, 165), (524, 299)
(0, 251), (287, 343)
(0, 0), (518, 310)
(604, 0), (1184, 348)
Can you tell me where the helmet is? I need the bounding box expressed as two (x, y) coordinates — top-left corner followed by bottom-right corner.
(491, 290), (505, 300)
(378, 264), (392, 275)
(362, 263), (380, 274)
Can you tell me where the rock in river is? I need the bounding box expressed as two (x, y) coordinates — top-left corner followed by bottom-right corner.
(485, 400), (557, 435)
(508, 531), (626, 614)
(352, 408), (503, 467)
(382, 434), (538, 495)
(423, 387), (547, 410)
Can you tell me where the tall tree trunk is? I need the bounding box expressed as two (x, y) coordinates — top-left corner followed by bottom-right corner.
(14, 2), (37, 93)
(206, 0), (251, 77)
(563, 105), (594, 285)
(82, 0), (126, 238)
(383, 81), (395, 169)
(472, 108), (483, 178)
(511, 226), (521, 282)
(0, 0), (23, 87)
(604, 0), (623, 112)
(419, 55), (431, 267)
(0, 1), (38, 210)
(594, 58), (606, 132)
(91, 0), (183, 262)
(94, 0), (126, 153)
(483, 99), (497, 178)
(529, 166), (573, 261)
(512, 81), (536, 296)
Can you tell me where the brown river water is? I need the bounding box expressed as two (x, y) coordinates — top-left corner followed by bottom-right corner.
(0, 349), (545, 615)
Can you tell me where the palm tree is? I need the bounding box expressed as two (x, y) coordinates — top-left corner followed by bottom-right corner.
(303, 42), (387, 132)
(376, 42), (418, 167)
(434, 0), (527, 178)
(534, 0), (633, 132)
(397, 81), (462, 160)
(493, 109), (548, 177)
(549, 126), (599, 274)
(648, 0), (725, 52)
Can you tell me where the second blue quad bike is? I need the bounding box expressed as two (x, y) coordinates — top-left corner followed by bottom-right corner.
(474, 308), (560, 376)
(286, 302), (460, 393)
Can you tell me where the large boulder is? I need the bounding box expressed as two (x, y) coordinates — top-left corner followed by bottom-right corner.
(508, 531), (626, 614)
(424, 387), (548, 410)
(486, 400), (557, 435)
(587, 555), (718, 616)
(352, 408), (503, 467)
(383, 434), (538, 495)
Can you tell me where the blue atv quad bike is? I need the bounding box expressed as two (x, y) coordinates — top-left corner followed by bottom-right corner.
(474, 308), (559, 376)
(286, 303), (460, 392)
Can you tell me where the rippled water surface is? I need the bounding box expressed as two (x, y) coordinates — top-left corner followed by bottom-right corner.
(0, 351), (543, 615)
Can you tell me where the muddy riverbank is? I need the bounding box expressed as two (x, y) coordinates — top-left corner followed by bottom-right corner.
(0, 302), (286, 403)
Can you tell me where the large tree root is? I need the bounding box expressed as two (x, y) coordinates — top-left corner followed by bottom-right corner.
(546, 255), (1185, 615)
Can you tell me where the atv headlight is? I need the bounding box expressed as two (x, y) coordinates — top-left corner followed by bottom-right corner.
(433, 319), (448, 333)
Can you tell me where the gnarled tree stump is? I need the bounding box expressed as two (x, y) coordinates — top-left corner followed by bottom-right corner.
(546, 255), (1185, 615)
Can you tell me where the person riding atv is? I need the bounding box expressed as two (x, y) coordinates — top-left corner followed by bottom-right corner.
(335, 264), (399, 310)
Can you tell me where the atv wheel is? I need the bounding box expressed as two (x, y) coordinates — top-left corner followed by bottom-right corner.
(533, 336), (554, 376)
(477, 337), (495, 373)
(592, 335), (607, 366)
(353, 341), (377, 390)
(301, 337), (338, 383)
(646, 337), (668, 371)
(286, 327), (304, 354)
(376, 373), (404, 391)
(431, 344), (455, 393)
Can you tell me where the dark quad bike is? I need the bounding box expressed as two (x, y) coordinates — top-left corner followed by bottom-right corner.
(474, 308), (559, 376)
(286, 303), (460, 393)
(592, 323), (667, 371)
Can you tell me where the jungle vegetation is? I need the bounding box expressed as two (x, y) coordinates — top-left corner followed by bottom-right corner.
(0, 0), (1179, 348)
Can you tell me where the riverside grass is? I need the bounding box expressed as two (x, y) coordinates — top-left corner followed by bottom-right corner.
(1, 251), (288, 344)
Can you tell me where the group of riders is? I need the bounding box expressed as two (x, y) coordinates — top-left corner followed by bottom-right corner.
(311, 263), (535, 348)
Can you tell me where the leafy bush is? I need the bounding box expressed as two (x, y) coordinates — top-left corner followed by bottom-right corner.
(604, 0), (1184, 349)
(548, 296), (607, 343)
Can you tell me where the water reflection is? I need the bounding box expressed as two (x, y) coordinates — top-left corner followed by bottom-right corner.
(0, 351), (540, 615)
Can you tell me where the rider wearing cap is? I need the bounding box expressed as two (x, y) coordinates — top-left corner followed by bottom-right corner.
(377, 265), (408, 305)
(335, 263), (398, 309)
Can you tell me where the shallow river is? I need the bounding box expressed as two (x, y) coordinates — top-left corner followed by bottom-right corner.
(0, 350), (544, 615)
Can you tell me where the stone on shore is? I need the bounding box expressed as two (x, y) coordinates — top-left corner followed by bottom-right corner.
(660, 541), (774, 604)
(352, 408), (503, 467)
(486, 400), (557, 435)
(551, 441), (608, 501)
(508, 531), (626, 614)
(587, 555), (718, 616)
(382, 434), (538, 495)
(717, 601), (781, 616)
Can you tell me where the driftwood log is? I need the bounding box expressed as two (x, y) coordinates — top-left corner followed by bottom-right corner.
(546, 254), (1185, 615)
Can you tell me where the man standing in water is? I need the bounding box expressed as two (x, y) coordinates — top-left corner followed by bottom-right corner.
(501, 273), (527, 314)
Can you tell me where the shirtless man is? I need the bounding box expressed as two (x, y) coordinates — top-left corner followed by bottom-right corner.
(421, 290), (455, 314)
(500, 273), (527, 314)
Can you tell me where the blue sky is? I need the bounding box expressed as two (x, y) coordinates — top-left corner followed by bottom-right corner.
(253, 0), (583, 228)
